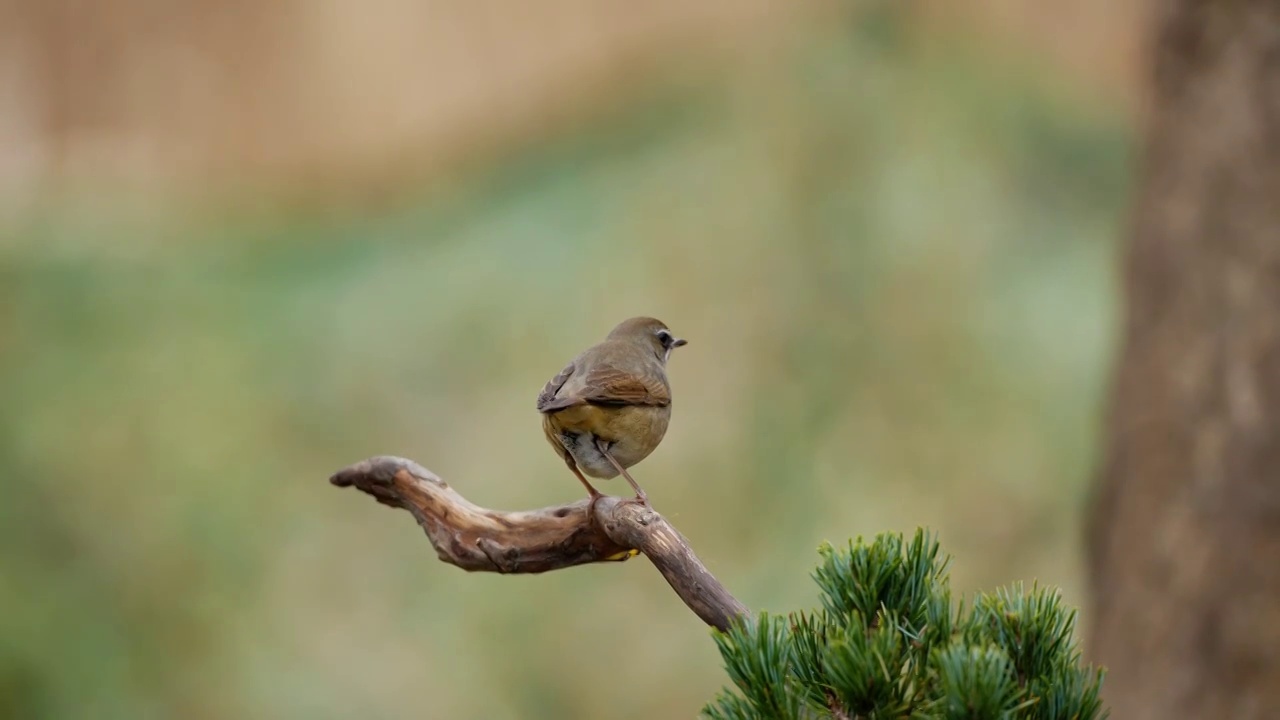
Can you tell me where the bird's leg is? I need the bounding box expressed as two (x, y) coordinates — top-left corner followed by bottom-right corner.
(563, 454), (604, 518)
(594, 438), (648, 504)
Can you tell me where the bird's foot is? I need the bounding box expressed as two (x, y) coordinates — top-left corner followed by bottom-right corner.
(586, 491), (604, 521)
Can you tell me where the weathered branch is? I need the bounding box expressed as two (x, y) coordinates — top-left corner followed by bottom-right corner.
(329, 455), (750, 632)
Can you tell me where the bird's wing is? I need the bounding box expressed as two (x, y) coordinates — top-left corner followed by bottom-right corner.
(536, 361), (577, 413)
(539, 363), (670, 413)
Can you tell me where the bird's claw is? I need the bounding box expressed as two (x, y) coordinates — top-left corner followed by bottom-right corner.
(586, 492), (604, 521)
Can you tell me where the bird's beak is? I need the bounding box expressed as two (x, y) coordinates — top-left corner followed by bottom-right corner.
(672, 337), (688, 348)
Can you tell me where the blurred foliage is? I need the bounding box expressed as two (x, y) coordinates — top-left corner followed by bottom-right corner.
(704, 530), (1105, 719)
(0, 7), (1130, 719)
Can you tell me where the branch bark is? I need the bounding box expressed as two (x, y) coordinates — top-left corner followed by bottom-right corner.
(330, 455), (750, 632)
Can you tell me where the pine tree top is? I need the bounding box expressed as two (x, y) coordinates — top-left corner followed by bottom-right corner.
(703, 529), (1107, 720)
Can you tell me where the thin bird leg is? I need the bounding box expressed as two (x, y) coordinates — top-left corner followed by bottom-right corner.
(564, 455), (605, 517)
(594, 438), (648, 503)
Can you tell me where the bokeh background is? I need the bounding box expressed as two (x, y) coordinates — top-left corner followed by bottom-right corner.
(1, 2), (1145, 718)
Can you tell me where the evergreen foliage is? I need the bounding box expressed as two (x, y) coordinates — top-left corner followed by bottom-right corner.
(703, 530), (1106, 719)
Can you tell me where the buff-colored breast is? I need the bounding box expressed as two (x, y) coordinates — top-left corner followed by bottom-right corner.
(542, 403), (671, 479)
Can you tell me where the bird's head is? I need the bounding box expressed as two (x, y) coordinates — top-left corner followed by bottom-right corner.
(607, 316), (688, 364)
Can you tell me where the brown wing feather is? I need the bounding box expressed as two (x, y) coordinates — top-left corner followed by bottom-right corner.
(540, 364), (670, 413)
(536, 362), (576, 412)
(580, 366), (671, 406)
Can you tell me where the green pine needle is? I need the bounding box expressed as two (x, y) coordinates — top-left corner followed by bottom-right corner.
(703, 530), (1107, 720)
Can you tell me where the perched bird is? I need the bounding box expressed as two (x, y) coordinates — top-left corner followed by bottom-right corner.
(537, 316), (687, 505)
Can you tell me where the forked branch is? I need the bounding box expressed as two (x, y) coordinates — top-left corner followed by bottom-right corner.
(329, 455), (750, 631)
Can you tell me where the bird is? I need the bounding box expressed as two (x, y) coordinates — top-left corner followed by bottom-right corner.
(536, 316), (687, 507)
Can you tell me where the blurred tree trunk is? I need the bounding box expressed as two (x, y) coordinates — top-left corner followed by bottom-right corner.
(1087, 1), (1280, 718)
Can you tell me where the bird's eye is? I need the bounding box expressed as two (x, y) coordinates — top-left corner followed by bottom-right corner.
(656, 329), (673, 347)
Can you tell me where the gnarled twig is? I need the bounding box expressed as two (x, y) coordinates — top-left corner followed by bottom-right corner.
(330, 455), (750, 631)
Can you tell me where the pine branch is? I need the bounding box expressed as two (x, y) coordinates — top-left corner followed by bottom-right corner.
(701, 531), (1107, 720)
(330, 455), (750, 631)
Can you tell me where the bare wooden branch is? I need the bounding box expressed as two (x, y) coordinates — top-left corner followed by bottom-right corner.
(330, 455), (750, 631)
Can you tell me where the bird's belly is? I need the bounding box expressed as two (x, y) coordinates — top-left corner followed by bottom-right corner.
(562, 435), (622, 479)
(547, 405), (671, 480)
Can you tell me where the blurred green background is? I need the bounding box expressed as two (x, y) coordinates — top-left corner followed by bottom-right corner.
(1, 3), (1136, 718)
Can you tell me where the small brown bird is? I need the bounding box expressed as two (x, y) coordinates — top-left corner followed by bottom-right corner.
(537, 316), (687, 506)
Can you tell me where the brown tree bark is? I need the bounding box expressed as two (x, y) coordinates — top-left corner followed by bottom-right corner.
(330, 456), (750, 632)
(1087, 1), (1280, 718)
